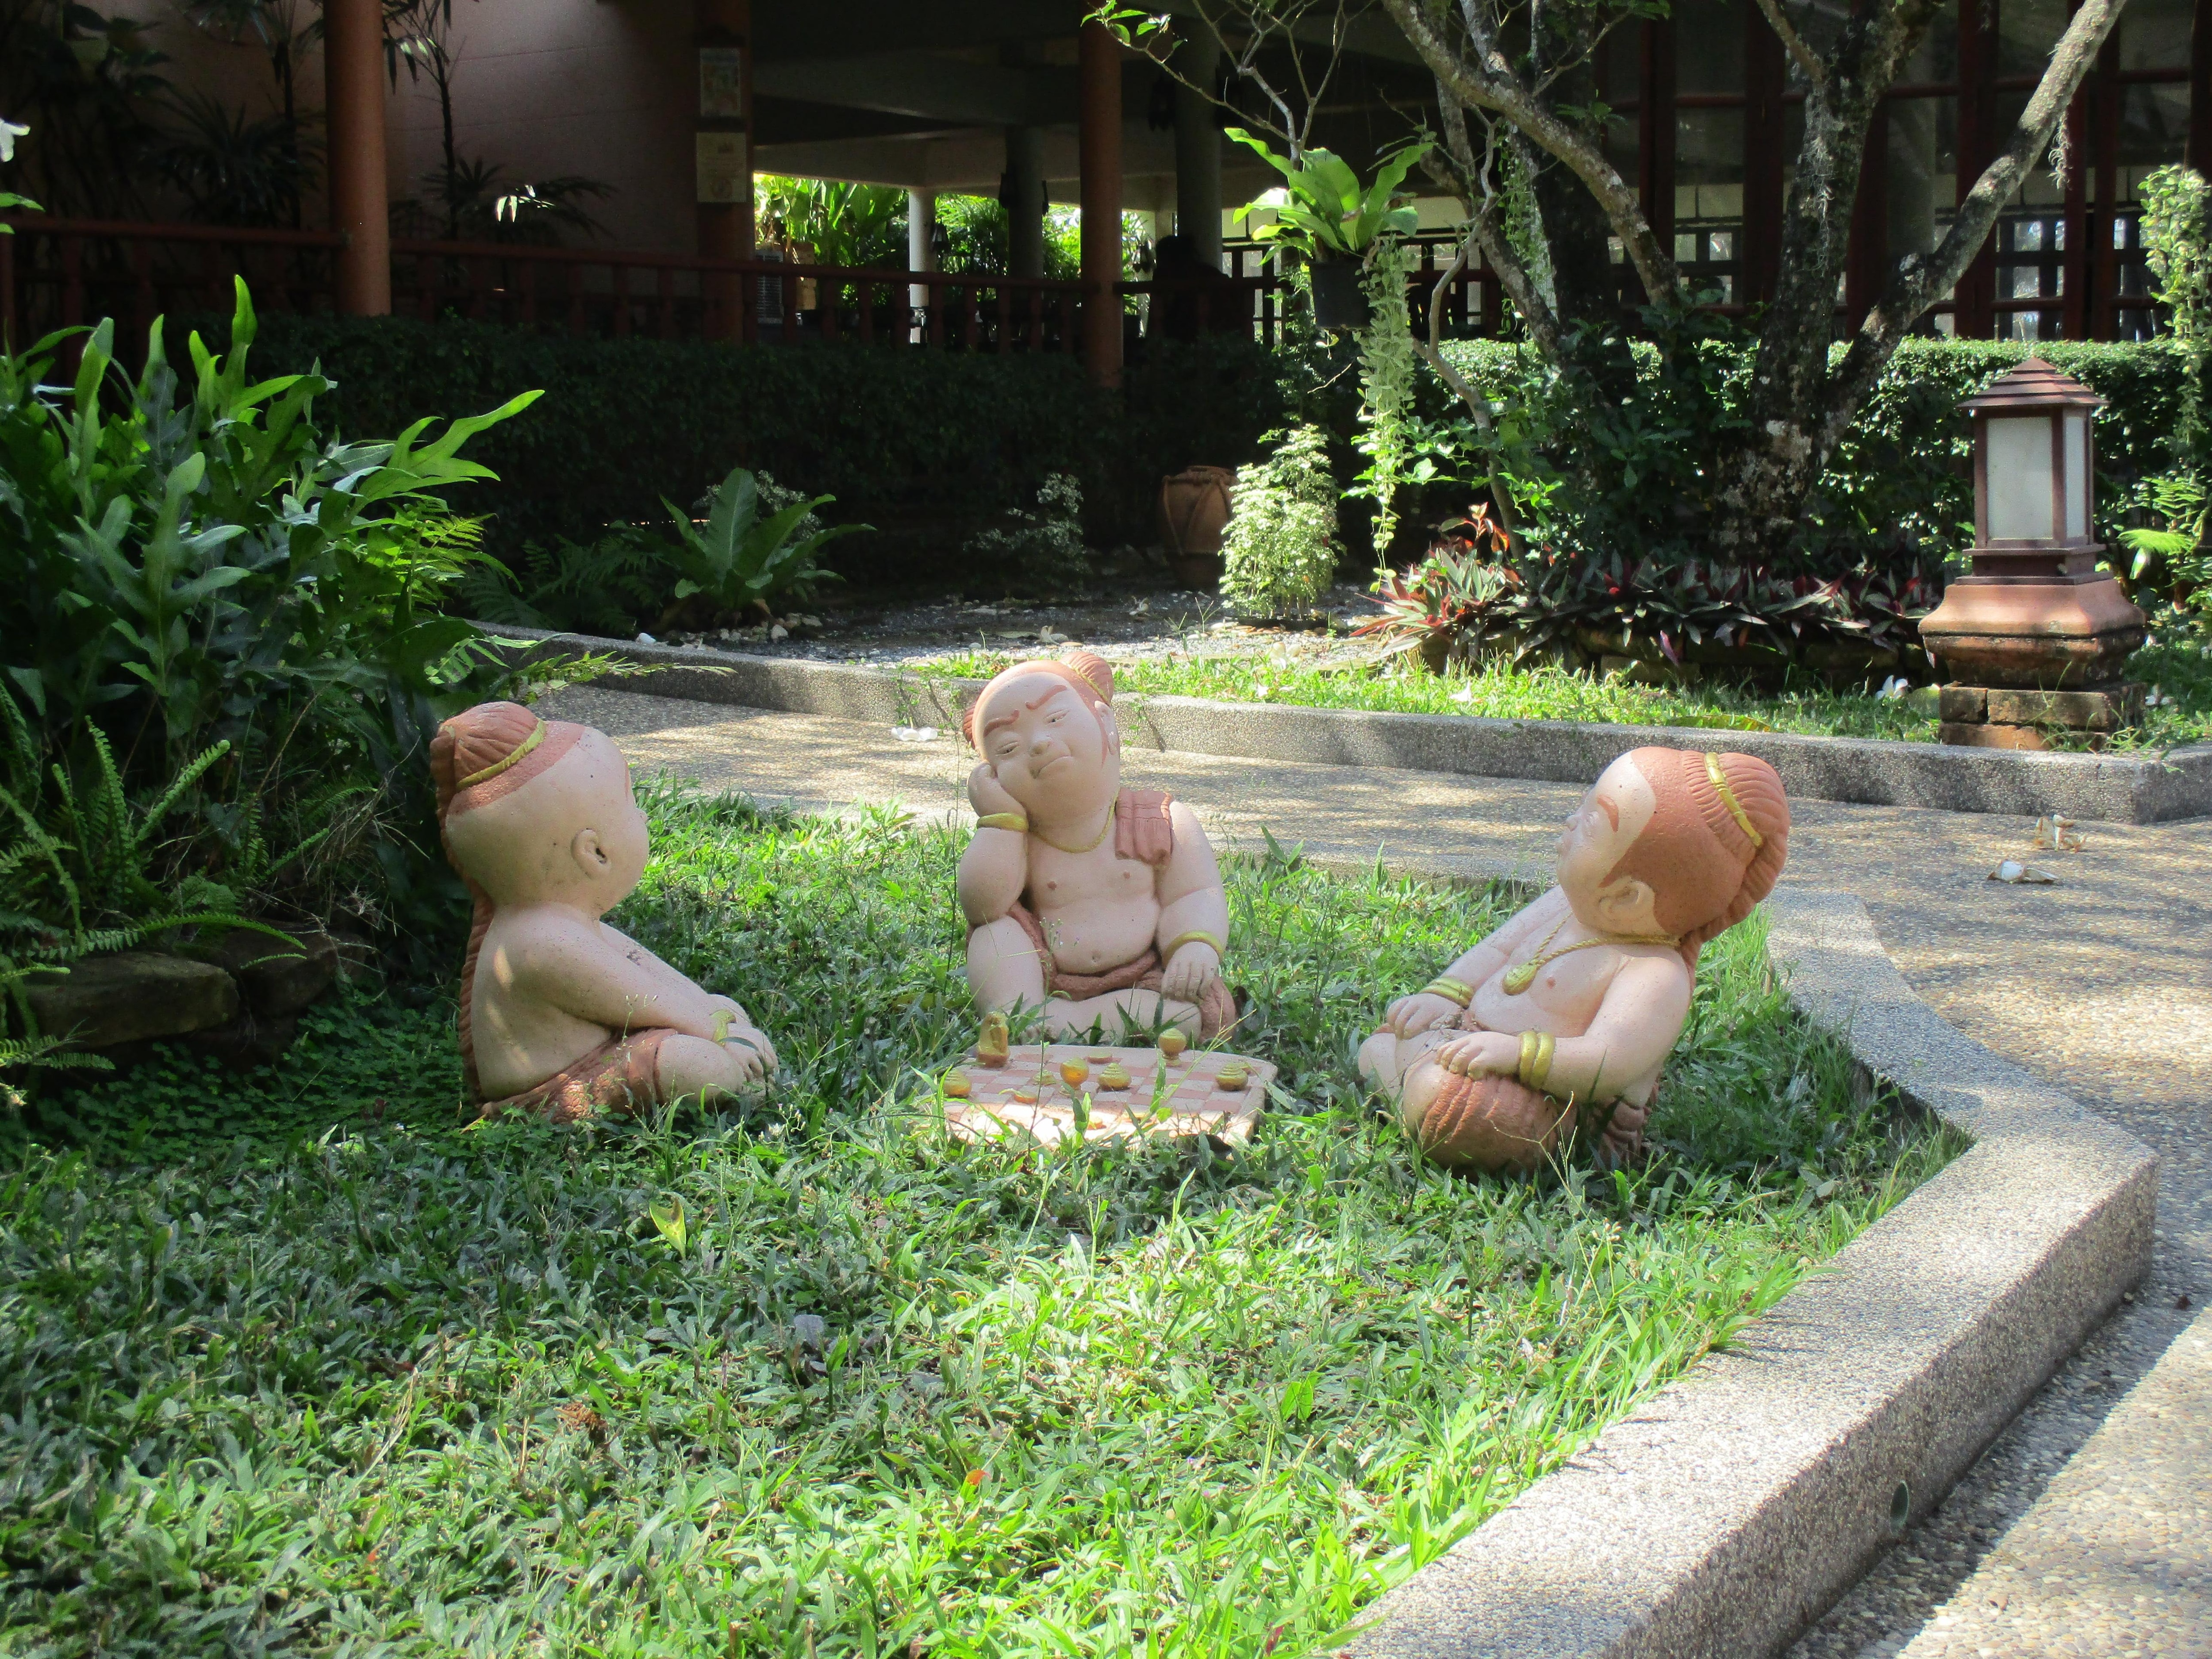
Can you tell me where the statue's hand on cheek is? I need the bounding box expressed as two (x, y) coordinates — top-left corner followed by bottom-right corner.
(968, 762), (1025, 819)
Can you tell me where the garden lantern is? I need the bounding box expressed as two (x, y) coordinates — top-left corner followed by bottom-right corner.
(1917, 359), (2147, 746)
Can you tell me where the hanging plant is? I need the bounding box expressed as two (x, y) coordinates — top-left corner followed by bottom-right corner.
(1354, 238), (1420, 561)
(2140, 164), (2212, 347)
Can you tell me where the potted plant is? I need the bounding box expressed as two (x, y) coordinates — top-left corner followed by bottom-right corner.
(1228, 129), (1428, 333)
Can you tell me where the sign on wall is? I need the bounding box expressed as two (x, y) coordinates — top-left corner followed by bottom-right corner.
(699, 47), (744, 119)
(696, 132), (749, 204)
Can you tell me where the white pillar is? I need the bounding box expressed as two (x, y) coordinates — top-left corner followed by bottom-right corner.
(908, 187), (938, 338)
(1171, 32), (1222, 272)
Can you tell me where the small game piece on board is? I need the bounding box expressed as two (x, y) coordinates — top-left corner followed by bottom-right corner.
(1158, 1028), (1189, 1061)
(1216, 1061), (1249, 1091)
(943, 1068), (972, 1098)
(1099, 1060), (1131, 1090)
(1060, 1057), (1090, 1087)
(977, 1011), (1010, 1066)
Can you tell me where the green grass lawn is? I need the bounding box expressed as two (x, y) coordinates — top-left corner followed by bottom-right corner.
(919, 615), (2212, 751)
(0, 792), (1955, 1658)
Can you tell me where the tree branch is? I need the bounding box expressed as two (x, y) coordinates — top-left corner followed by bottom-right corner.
(1382, 0), (1682, 303)
(1425, 87), (1563, 355)
(1832, 0), (2123, 419)
(1751, 0), (1827, 88)
(1410, 231), (1524, 544)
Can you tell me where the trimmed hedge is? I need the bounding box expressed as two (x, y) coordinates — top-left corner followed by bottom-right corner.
(204, 311), (2199, 584)
(193, 315), (1294, 572)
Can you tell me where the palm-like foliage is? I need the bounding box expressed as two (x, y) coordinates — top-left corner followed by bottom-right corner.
(659, 466), (867, 619)
(153, 87), (321, 227)
(757, 174), (908, 267)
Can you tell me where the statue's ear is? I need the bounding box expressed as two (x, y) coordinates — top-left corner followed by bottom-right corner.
(1594, 874), (1654, 932)
(571, 827), (612, 877)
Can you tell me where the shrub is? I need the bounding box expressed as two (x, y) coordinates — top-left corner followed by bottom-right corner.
(963, 473), (1091, 594)
(1, 283), (534, 964)
(189, 315), (1293, 575)
(1221, 424), (1342, 617)
(1434, 332), (2204, 667)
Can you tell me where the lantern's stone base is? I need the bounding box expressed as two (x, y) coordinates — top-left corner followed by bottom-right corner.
(1916, 568), (2148, 689)
(1938, 682), (2144, 750)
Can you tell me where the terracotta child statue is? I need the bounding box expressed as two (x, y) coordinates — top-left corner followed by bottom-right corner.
(958, 650), (1237, 1041)
(1359, 746), (1790, 1172)
(431, 702), (776, 1123)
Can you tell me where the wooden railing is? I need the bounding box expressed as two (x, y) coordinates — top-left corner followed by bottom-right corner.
(0, 215), (1506, 359)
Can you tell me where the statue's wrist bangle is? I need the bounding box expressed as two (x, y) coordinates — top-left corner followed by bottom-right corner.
(1517, 1030), (1557, 1092)
(1162, 929), (1225, 960)
(1422, 976), (1474, 1008)
(975, 813), (1029, 833)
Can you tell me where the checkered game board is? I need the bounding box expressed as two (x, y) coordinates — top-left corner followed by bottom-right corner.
(936, 1042), (1275, 1147)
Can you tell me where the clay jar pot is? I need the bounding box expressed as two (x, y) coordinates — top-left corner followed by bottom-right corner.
(1159, 465), (1236, 591)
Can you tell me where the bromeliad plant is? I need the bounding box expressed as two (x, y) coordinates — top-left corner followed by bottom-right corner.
(1356, 504), (1518, 670)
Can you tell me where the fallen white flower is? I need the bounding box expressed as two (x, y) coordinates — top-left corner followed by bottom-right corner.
(0, 119), (27, 165)
(1877, 675), (1909, 701)
(635, 631), (657, 645)
(1987, 860), (2057, 885)
(891, 726), (939, 743)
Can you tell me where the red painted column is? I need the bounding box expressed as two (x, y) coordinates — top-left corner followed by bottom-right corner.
(2189, 0), (2212, 175)
(1846, 104), (1889, 330)
(1638, 16), (1677, 307)
(1744, 1), (1786, 307)
(1078, 19), (1124, 385)
(324, 0), (390, 315)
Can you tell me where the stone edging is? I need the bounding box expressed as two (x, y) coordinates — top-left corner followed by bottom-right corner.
(496, 626), (2212, 824)
(1343, 885), (2157, 1659)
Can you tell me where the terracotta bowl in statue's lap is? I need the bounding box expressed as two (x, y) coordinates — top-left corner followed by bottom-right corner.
(936, 1042), (1275, 1147)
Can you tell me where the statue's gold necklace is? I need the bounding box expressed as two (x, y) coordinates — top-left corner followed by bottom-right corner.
(1030, 791), (1118, 855)
(1500, 912), (1679, 995)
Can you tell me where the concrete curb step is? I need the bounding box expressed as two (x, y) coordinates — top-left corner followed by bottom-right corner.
(496, 626), (2212, 824)
(1341, 886), (2157, 1659)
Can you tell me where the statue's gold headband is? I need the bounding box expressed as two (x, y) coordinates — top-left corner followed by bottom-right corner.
(457, 718), (545, 788)
(1706, 751), (1764, 848)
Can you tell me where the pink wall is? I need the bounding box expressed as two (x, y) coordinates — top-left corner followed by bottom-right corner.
(383, 0), (696, 252)
(137, 0), (699, 253)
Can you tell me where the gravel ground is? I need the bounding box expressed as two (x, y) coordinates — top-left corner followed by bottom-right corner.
(636, 582), (1387, 671)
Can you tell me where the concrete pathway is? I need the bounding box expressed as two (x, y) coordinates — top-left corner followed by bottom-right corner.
(542, 684), (2212, 1658)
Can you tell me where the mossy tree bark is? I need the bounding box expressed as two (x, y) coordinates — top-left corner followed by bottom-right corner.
(1369, 0), (2128, 559)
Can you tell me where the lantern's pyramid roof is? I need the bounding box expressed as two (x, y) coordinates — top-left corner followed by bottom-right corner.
(1961, 357), (2105, 412)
